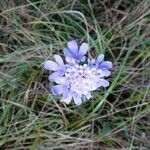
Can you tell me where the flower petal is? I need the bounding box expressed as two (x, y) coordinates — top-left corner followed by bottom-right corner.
(100, 69), (111, 77)
(48, 71), (64, 81)
(62, 88), (70, 99)
(51, 85), (62, 95)
(73, 95), (82, 105)
(63, 48), (73, 58)
(67, 40), (78, 53)
(88, 58), (96, 66)
(65, 56), (76, 64)
(54, 55), (64, 66)
(99, 79), (110, 87)
(97, 54), (104, 63)
(61, 94), (72, 104)
(74, 55), (85, 62)
(54, 77), (66, 84)
(44, 60), (59, 71)
(80, 56), (86, 62)
(79, 43), (89, 55)
(85, 93), (92, 100)
(99, 61), (112, 69)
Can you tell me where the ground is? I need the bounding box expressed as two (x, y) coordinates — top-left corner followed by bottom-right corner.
(0, 0), (150, 149)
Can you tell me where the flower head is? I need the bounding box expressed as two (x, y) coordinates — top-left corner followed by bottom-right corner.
(44, 40), (112, 105)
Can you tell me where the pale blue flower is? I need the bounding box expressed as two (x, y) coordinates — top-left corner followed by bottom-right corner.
(44, 41), (112, 105)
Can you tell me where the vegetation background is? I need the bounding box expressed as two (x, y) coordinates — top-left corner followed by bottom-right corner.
(0, 0), (149, 149)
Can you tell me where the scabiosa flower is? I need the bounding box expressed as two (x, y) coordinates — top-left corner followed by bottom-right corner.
(44, 40), (112, 105)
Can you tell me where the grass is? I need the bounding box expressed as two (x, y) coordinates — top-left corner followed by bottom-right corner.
(0, 0), (150, 149)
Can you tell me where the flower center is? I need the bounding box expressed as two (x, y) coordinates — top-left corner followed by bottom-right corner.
(65, 64), (101, 97)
